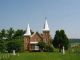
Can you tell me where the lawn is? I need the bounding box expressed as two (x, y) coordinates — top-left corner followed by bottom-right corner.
(0, 52), (80, 60)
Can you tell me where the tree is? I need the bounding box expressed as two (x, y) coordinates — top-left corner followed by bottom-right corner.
(7, 28), (14, 40)
(6, 28), (24, 52)
(0, 43), (5, 52)
(60, 30), (69, 50)
(7, 41), (21, 53)
(0, 28), (24, 53)
(37, 41), (45, 52)
(0, 29), (6, 40)
(52, 30), (69, 52)
(13, 29), (24, 39)
(0, 29), (6, 53)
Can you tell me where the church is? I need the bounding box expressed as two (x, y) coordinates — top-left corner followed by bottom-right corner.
(24, 19), (51, 51)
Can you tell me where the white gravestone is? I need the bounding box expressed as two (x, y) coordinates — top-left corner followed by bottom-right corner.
(13, 50), (16, 55)
(62, 46), (65, 55)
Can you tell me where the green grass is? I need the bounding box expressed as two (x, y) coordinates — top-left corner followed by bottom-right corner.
(0, 52), (80, 60)
(0, 45), (80, 60)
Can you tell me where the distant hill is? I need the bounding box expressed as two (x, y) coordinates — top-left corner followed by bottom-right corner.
(69, 39), (80, 43)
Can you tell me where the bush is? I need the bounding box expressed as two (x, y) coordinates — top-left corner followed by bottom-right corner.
(45, 44), (54, 52)
(37, 41), (46, 52)
(37, 41), (54, 52)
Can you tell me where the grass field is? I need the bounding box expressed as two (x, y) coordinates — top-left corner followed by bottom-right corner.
(0, 52), (80, 60)
(0, 43), (80, 60)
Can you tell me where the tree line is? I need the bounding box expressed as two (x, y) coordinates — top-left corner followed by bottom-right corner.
(0, 28), (69, 53)
(0, 28), (25, 53)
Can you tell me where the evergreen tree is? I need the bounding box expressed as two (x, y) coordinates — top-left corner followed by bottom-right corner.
(52, 30), (69, 52)
(7, 28), (14, 40)
(0, 29), (6, 52)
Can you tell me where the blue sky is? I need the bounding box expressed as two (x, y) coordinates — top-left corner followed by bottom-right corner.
(0, 0), (80, 38)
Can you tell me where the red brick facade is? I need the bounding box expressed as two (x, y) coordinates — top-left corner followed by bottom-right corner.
(24, 36), (30, 50)
(30, 32), (42, 42)
(24, 31), (51, 51)
(24, 20), (51, 51)
(43, 31), (51, 44)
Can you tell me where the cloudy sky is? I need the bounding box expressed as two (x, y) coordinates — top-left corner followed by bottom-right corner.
(0, 0), (80, 38)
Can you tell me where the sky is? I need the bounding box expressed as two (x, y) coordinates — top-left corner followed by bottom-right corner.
(0, 0), (80, 38)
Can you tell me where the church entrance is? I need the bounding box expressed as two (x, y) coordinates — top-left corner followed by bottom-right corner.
(30, 42), (39, 51)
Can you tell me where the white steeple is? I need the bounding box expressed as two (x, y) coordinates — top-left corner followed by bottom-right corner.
(43, 17), (50, 31)
(24, 24), (31, 36)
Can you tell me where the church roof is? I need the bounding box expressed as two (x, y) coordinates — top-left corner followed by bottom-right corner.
(24, 24), (31, 36)
(31, 32), (43, 39)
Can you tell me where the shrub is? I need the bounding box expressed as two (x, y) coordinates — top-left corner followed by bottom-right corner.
(45, 44), (54, 52)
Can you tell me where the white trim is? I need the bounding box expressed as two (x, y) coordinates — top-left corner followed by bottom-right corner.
(30, 32), (36, 37)
(30, 42), (38, 44)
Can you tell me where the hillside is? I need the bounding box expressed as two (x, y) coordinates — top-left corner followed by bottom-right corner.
(69, 39), (80, 43)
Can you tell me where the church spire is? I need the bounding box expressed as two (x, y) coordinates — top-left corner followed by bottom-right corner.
(43, 17), (50, 31)
(24, 24), (31, 36)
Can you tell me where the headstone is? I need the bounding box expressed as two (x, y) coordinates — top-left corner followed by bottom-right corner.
(62, 46), (65, 55)
(13, 50), (16, 55)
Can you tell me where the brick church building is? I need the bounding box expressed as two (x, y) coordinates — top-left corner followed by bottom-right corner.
(24, 19), (51, 51)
